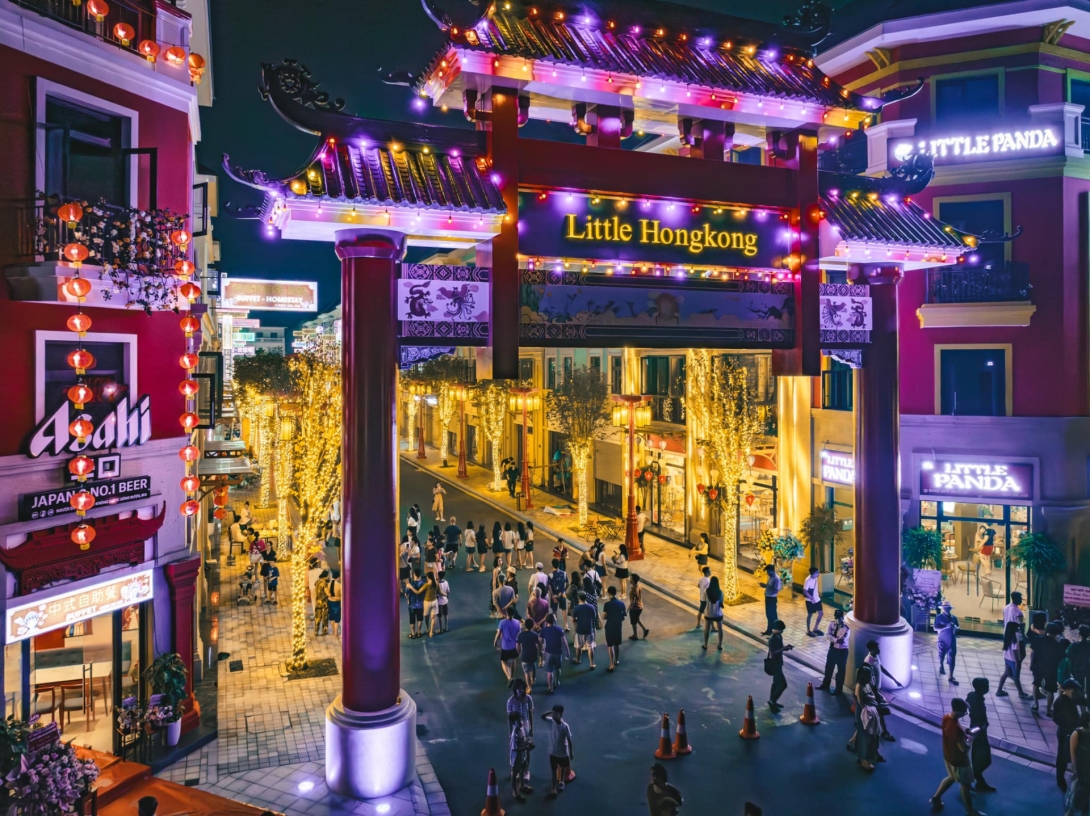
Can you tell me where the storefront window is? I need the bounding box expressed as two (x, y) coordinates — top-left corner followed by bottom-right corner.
(826, 488), (855, 600)
(738, 471), (776, 571)
(921, 501), (1029, 634)
(637, 450), (686, 538)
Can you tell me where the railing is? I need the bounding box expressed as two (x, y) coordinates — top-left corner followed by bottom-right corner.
(1081, 117), (1090, 151)
(646, 395), (684, 425)
(818, 131), (868, 174)
(12, 0), (161, 58)
(822, 370), (854, 412)
(925, 263), (1031, 304)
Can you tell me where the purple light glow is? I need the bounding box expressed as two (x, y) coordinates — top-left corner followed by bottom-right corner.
(633, 26), (641, 34)
(359, 140), (369, 149)
(450, 148), (460, 158)
(412, 98), (425, 110)
(828, 189), (839, 197)
(755, 210), (767, 220)
(491, 173), (501, 185)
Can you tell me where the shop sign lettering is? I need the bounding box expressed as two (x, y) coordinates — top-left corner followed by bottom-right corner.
(821, 449), (854, 486)
(18, 476), (152, 521)
(892, 127), (1062, 166)
(920, 459), (1033, 500)
(564, 215), (760, 257)
(26, 395), (151, 459)
(6, 570), (153, 644)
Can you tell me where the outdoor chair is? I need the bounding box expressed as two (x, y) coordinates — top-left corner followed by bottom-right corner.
(979, 578), (1004, 611)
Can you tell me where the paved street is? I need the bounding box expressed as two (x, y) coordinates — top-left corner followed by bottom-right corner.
(398, 462), (1052, 815)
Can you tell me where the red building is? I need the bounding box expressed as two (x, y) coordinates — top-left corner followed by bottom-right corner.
(818, 0), (1090, 631)
(0, 0), (213, 755)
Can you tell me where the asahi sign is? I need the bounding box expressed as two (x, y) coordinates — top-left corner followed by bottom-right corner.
(19, 476), (152, 521)
(27, 395), (151, 458)
(920, 458), (1033, 501)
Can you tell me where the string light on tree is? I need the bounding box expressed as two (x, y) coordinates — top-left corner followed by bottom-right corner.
(473, 381), (510, 491)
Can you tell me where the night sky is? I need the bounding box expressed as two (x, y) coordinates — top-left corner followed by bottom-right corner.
(198, 0), (852, 339)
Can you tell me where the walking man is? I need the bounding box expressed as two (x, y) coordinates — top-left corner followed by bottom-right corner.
(541, 705), (574, 800)
(803, 566), (823, 636)
(517, 618), (542, 689)
(572, 592), (597, 669)
(549, 560), (570, 632)
(540, 613), (569, 692)
(495, 607), (523, 687)
(443, 516), (461, 571)
(603, 586), (627, 673)
(818, 608), (850, 694)
(767, 620), (793, 712)
(966, 678), (995, 793)
(758, 564), (781, 636)
(936, 601), (961, 685)
(929, 698), (984, 815)
(636, 506), (649, 549)
(507, 678), (535, 795)
(1056, 679), (1083, 791)
(696, 566), (711, 629)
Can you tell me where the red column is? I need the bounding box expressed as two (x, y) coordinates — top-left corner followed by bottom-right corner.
(852, 265), (903, 626)
(336, 229), (404, 713)
(164, 556), (201, 734)
(487, 86), (521, 380)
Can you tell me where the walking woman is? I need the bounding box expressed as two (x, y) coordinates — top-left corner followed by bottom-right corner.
(432, 481), (447, 523)
(525, 521), (536, 567)
(516, 522), (529, 570)
(611, 544), (630, 596)
(502, 522), (518, 564)
(491, 556), (506, 618)
(690, 532), (710, 574)
(327, 569), (342, 638)
(492, 521), (505, 561)
(996, 620), (1032, 699)
(595, 541), (609, 583)
(407, 504), (421, 539)
(477, 523), (489, 572)
(313, 570), (330, 636)
(854, 665), (880, 772)
(1066, 712), (1090, 816)
(701, 576), (725, 651)
(464, 520), (479, 572)
(628, 573), (649, 640)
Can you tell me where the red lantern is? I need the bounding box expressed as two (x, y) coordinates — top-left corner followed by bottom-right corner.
(179, 445), (200, 462)
(66, 313), (92, 336)
(179, 412), (200, 431)
(708, 488), (719, 500)
(71, 523), (96, 549)
(87, 0), (108, 21)
(138, 40), (160, 62)
(213, 508), (226, 520)
(64, 277), (92, 301)
(165, 46), (187, 67)
(114, 22), (134, 44)
(178, 282), (201, 302)
(213, 491), (228, 507)
(62, 243), (89, 265)
(173, 259), (195, 278)
(745, 494), (756, 507)
(180, 499), (200, 516)
(633, 469), (642, 480)
(179, 352), (200, 371)
(658, 474), (667, 484)
(179, 315), (200, 336)
(69, 417), (94, 442)
(180, 475), (201, 493)
(67, 383), (94, 409)
(179, 379), (200, 397)
(70, 490), (95, 515)
(68, 455), (94, 481)
(57, 203), (83, 227)
(170, 228), (191, 248)
(67, 349), (95, 374)
(696, 483), (705, 494)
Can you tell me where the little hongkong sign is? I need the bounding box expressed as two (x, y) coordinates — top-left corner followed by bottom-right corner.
(920, 459), (1033, 501)
(892, 126), (1062, 166)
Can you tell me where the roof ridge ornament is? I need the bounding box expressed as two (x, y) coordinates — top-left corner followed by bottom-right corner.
(775, 0), (832, 55)
(420, 0), (488, 32)
(259, 60), (345, 114)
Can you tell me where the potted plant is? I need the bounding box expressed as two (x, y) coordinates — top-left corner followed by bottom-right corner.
(0, 716), (28, 815)
(143, 653), (187, 746)
(1008, 531), (1066, 610)
(115, 698), (143, 736)
(902, 526), (944, 570)
(757, 529), (805, 595)
(799, 505), (847, 591)
(4, 724), (98, 815)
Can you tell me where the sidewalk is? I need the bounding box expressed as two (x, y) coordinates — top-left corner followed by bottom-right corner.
(408, 447), (1058, 768)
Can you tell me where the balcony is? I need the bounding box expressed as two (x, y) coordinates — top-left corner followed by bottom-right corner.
(646, 395), (684, 425)
(12, 0), (164, 58)
(918, 263), (1035, 328)
(817, 130), (868, 175)
(1082, 117), (1090, 151)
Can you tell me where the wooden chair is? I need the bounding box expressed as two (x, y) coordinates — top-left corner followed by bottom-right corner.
(31, 688), (58, 724)
(59, 679), (92, 733)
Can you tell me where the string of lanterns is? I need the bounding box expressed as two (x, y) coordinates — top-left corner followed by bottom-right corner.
(173, 228), (204, 520)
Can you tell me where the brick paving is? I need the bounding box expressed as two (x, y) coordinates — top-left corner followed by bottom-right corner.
(409, 449), (1059, 767)
(157, 483), (448, 816)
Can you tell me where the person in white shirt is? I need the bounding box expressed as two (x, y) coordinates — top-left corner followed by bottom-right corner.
(502, 522), (517, 561)
(635, 506), (649, 548)
(436, 571), (450, 633)
(696, 567), (711, 629)
(1002, 591), (1024, 627)
(529, 564), (550, 600)
(818, 609), (850, 694)
(803, 567), (824, 636)
(464, 520), (479, 572)
(238, 501), (252, 528)
(307, 556), (323, 619)
(229, 519), (245, 556)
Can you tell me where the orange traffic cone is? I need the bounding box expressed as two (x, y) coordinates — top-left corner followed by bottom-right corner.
(480, 767), (505, 816)
(654, 713), (677, 759)
(738, 695), (760, 740)
(800, 682), (820, 725)
(672, 708), (693, 755)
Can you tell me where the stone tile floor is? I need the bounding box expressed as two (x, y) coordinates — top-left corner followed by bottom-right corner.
(157, 486), (448, 816)
(409, 450), (1059, 765)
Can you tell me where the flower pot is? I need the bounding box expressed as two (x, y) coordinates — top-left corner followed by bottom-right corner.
(166, 719), (182, 746)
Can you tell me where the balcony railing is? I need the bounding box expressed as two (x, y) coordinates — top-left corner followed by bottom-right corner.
(818, 130), (868, 174)
(12, 0), (162, 58)
(925, 263), (1031, 304)
(1081, 117), (1090, 151)
(646, 395), (684, 425)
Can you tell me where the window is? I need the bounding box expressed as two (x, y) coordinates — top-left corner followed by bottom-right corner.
(731, 146), (762, 165)
(937, 199), (1006, 268)
(518, 357), (535, 384)
(1071, 78), (1090, 112)
(36, 332), (137, 423)
(192, 182), (209, 236)
(44, 97), (128, 206)
(934, 74), (1000, 125)
(547, 358), (557, 390)
(562, 356), (573, 384)
(609, 356), (622, 394)
(940, 348), (1007, 416)
(589, 355), (601, 377)
(822, 361), (854, 411)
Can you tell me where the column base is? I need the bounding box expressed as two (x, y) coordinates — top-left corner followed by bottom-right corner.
(325, 692), (417, 800)
(845, 612), (914, 689)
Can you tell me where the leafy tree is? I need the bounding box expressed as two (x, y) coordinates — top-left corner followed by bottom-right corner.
(546, 365), (611, 527)
(473, 380), (509, 490)
(684, 351), (765, 601)
(1009, 531), (1066, 609)
(418, 355), (469, 465)
(800, 504), (847, 572)
(902, 526), (944, 570)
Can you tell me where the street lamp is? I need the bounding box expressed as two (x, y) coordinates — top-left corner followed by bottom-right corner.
(613, 395), (652, 560)
(509, 387), (541, 510)
(409, 382), (430, 460)
(452, 383), (469, 479)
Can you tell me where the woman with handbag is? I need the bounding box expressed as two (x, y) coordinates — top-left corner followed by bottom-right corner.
(854, 665), (880, 772)
(701, 576), (725, 651)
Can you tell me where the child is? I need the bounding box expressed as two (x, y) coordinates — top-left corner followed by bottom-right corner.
(266, 555), (280, 605)
(508, 711), (534, 803)
(436, 571), (450, 634)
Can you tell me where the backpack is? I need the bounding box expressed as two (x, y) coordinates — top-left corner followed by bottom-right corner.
(550, 570), (568, 596)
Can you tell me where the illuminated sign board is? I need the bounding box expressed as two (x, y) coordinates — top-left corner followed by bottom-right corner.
(221, 278), (318, 312)
(27, 395), (150, 459)
(920, 459), (1033, 500)
(821, 449), (854, 486)
(19, 475), (152, 521)
(6, 570), (153, 643)
(891, 126), (1062, 166)
(518, 193), (789, 269)
(233, 332), (256, 342)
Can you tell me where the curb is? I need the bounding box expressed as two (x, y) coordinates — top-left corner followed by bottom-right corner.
(405, 453), (1056, 770)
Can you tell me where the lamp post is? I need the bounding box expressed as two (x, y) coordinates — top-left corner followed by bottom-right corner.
(613, 395), (651, 560)
(453, 383), (469, 479)
(409, 383), (428, 460)
(509, 387), (540, 510)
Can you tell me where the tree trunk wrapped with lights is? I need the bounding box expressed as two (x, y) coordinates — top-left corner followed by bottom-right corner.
(437, 384), (457, 465)
(473, 380), (509, 490)
(417, 356), (466, 466)
(684, 351), (764, 602)
(547, 366), (610, 528)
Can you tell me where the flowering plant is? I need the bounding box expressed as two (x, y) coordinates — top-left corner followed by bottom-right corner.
(144, 705), (175, 728)
(758, 530), (805, 565)
(5, 734), (98, 815)
(908, 587), (943, 610)
(116, 699), (143, 733)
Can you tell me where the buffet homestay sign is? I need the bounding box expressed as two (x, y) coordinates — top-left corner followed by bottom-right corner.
(892, 126), (1062, 166)
(221, 278), (318, 312)
(920, 459), (1033, 500)
(518, 193), (788, 269)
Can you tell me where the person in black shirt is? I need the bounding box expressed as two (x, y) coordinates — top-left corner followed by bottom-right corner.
(965, 677), (994, 792)
(1057, 679), (1084, 791)
(767, 620), (793, 713)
